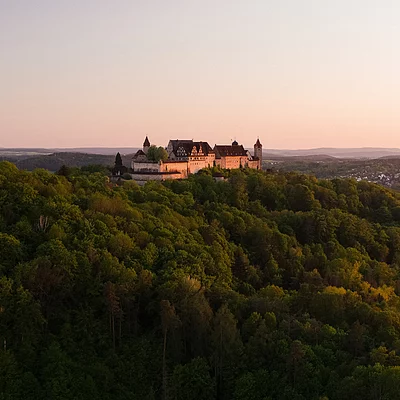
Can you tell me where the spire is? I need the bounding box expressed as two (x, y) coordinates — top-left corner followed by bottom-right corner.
(143, 136), (150, 147)
(254, 138), (262, 148)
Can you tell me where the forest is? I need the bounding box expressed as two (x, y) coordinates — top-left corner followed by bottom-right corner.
(2, 161), (400, 399)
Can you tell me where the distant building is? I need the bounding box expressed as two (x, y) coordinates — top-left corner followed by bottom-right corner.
(126, 136), (262, 183)
(212, 171), (226, 182)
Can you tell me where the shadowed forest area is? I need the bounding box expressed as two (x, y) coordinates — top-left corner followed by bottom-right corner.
(2, 161), (400, 399)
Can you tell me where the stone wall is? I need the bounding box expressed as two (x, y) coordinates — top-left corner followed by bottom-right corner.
(132, 161), (160, 172)
(215, 155), (248, 169)
(247, 159), (261, 169)
(131, 172), (182, 182)
(160, 161), (189, 178)
(187, 155), (215, 173)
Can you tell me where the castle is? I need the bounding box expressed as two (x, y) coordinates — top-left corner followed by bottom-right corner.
(127, 137), (262, 182)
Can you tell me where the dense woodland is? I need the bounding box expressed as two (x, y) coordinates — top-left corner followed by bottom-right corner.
(3, 161), (400, 399)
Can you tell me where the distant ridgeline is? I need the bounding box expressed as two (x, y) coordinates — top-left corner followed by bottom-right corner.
(112, 136), (263, 183)
(0, 150), (133, 172)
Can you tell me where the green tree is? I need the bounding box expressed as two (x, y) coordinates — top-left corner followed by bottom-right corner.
(171, 357), (216, 400)
(160, 300), (181, 400)
(115, 152), (123, 166)
(211, 304), (243, 399)
(147, 146), (168, 162)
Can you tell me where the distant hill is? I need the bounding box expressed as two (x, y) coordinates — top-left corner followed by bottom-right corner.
(14, 152), (114, 172)
(0, 147), (139, 156)
(262, 154), (339, 162)
(262, 147), (400, 159)
(3, 146), (400, 160)
(378, 155), (400, 160)
(3, 146), (400, 172)
(0, 151), (135, 172)
(51, 147), (140, 155)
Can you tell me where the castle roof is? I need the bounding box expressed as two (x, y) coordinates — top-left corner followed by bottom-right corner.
(171, 140), (214, 157)
(254, 138), (262, 148)
(214, 145), (248, 158)
(169, 139), (193, 149)
(143, 136), (150, 147)
(133, 149), (147, 161)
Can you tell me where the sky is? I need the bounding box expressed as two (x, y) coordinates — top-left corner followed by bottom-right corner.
(1, 0), (400, 149)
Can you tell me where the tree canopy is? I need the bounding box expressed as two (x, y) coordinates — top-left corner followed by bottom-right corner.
(147, 146), (168, 162)
(2, 161), (400, 399)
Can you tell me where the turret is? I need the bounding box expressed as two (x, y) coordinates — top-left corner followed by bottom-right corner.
(143, 136), (150, 154)
(254, 138), (262, 164)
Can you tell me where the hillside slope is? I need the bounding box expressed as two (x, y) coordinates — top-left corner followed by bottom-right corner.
(1, 163), (400, 399)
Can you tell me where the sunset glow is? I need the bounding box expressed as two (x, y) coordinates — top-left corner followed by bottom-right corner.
(1, 0), (399, 149)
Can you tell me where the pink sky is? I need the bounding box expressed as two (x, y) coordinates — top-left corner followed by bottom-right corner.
(1, 0), (399, 149)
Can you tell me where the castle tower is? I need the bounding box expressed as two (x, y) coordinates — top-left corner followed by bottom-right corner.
(143, 136), (150, 154)
(254, 138), (262, 165)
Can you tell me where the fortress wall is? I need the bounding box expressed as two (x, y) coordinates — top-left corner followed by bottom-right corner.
(131, 172), (182, 182)
(132, 161), (160, 172)
(188, 158), (214, 173)
(160, 161), (189, 178)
